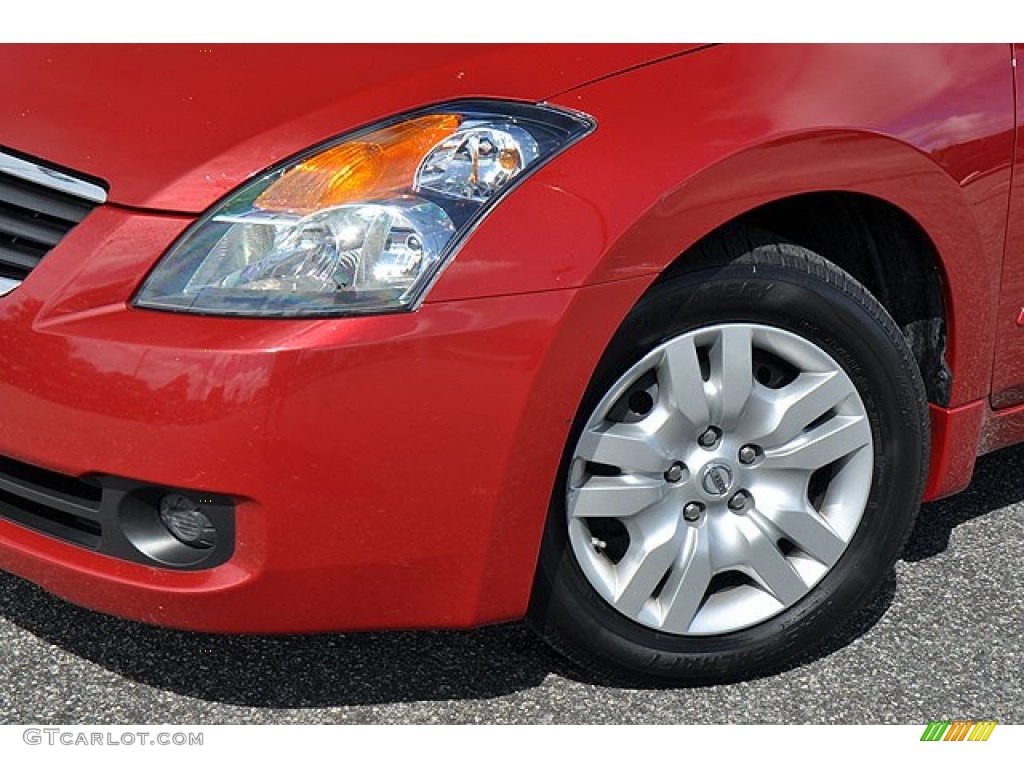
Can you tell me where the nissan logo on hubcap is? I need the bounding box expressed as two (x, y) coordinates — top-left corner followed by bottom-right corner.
(701, 463), (734, 497)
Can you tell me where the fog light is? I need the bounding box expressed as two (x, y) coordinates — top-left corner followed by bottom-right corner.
(159, 494), (217, 549)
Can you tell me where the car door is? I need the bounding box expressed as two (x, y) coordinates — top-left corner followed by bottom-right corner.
(990, 46), (1024, 407)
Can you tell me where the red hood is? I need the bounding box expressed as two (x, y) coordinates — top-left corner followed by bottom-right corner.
(1, 44), (695, 213)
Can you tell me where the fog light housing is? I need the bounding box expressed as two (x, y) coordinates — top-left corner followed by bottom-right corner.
(159, 494), (217, 549)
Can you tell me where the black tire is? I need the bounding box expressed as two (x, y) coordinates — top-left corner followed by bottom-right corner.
(528, 227), (929, 685)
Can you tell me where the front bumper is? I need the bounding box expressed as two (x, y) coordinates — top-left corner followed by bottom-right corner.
(0, 206), (648, 632)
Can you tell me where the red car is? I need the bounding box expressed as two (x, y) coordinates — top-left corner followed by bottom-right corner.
(0, 44), (1019, 685)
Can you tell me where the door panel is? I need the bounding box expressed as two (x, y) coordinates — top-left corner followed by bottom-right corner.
(991, 45), (1024, 407)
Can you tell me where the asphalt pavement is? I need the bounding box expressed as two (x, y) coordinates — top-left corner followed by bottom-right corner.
(0, 443), (1021, 724)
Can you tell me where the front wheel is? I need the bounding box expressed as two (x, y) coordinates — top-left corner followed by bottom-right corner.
(529, 232), (929, 685)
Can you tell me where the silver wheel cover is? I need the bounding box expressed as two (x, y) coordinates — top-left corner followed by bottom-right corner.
(567, 323), (874, 635)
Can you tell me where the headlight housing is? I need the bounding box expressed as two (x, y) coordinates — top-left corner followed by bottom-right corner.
(134, 101), (594, 317)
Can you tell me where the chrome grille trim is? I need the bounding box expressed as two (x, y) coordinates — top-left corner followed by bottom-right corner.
(0, 148), (106, 291)
(0, 149), (107, 204)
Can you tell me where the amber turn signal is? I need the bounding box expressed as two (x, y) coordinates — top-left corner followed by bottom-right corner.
(255, 114), (461, 213)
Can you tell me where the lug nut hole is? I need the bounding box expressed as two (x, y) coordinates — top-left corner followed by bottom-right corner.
(664, 462), (687, 484)
(698, 427), (722, 449)
(728, 490), (751, 511)
(738, 445), (762, 465)
(683, 501), (705, 522)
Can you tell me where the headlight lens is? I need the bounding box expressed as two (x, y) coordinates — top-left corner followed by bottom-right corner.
(134, 102), (593, 317)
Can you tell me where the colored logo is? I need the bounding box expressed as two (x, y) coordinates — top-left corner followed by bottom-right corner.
(920, 720), (997, 742)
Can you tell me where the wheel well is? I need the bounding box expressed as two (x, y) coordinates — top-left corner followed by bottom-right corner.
(659, 192), (952, 406)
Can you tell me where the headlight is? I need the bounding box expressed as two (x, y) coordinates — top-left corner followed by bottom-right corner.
(134, 102), (593, 317)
